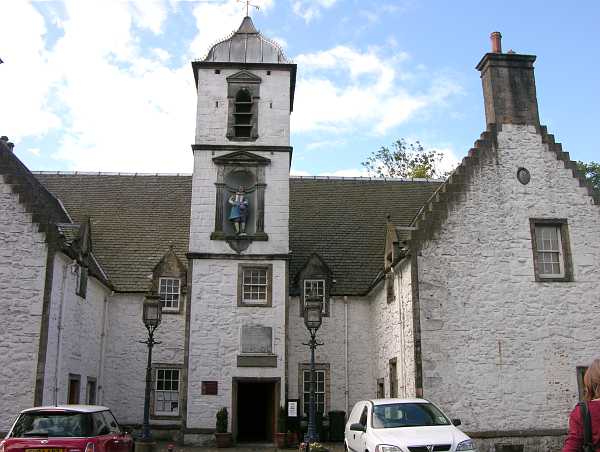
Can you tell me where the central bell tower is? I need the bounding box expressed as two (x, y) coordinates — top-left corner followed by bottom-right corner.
(185, 16), (296, 443)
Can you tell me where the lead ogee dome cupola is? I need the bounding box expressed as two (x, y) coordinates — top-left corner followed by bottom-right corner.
(203, 16), (289, 64)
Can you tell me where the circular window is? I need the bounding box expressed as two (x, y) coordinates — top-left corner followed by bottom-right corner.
(517, 167), (531, 185)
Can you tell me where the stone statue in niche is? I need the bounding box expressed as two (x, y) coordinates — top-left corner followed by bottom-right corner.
(228, 186), (249, 235)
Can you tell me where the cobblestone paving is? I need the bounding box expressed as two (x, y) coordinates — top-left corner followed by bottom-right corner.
(154, 442), (345, 452)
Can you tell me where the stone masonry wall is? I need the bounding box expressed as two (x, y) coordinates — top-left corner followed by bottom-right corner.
(417, 125), (600, 440)
(287, 296), (374, 416)
(42, 252), (111, 406)
(0, 174), (48, 432)
(195, 68), (291, 147)
(102, 293), (186, 425)
(186, 259), (287, 433)
(371, 258), (416, 399)
(189, 148), (290, 255)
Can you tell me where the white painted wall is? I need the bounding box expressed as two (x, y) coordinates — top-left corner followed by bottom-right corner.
(42, 252), (111, 406)
(189, 148), (290, 255)
(186, 259), (287, 430)
(287, 295), (374, 416)
(0, 175), (48, 432)
(102, 293), (186, 425)
(370, 258), (416, 399)
(195, 68), (291, 147)
(417, 124), (600, 433)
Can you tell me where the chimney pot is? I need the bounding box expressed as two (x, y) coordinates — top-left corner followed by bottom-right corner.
(490, 31), (502, 53)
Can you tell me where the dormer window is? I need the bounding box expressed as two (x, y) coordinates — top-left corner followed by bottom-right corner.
(234, 89), (253, 138)
(304, 279), (326, 314)
(159, 277), (180, 311)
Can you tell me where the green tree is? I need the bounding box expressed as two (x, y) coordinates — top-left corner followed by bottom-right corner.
(362, 138), (449, 179)
(576, 161), (600, 192)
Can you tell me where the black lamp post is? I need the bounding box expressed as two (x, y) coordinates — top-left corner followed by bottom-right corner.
(140, 295), (162, 443)
(303, 294), (323, 445)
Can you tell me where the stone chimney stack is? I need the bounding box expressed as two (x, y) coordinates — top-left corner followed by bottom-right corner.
(476, 32), (540, 126)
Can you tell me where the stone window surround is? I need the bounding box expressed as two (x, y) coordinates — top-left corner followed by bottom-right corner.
(386, 271), (395, 304)
(298, 363), (330, 416)
(150, 363), (183, 420)
(86, 376), (97, 405)
(529, 218), (573, 282)
(226, 70), (261, 142)
(237, 263), (273, 307)
(159, 277), (181, 312)
(68, 373), (81, 404)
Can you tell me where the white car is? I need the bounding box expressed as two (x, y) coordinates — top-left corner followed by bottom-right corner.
(344, 398), (477, 452)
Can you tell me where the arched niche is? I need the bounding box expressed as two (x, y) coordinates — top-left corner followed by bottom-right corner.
(211, 150), (270, 251)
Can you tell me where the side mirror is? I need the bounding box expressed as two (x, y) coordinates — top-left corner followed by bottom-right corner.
(452, 419), (461, 426)
(350, 423), (366, 432)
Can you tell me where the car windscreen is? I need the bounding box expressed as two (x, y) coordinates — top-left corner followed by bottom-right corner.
(371, 403), (451, 428)
(10, 412), (92, 438)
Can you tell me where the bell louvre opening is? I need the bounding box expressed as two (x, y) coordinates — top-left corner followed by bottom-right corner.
(234, 89), (253, 138)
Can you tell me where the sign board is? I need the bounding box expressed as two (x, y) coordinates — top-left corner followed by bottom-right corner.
(241, 325), (272, 354)
(287, 399), (299, 418)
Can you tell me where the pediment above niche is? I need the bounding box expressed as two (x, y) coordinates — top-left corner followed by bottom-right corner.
(213, 150), (271, 167)
(226, 70), (262, 84)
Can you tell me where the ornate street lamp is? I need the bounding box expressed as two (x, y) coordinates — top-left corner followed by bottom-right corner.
(140, 295), (162, 445)
(303, 293), (323, 446)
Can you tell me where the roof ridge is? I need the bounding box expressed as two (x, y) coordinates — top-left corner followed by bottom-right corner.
(290, 175), (444, 183)
(32, 171), (193, 176)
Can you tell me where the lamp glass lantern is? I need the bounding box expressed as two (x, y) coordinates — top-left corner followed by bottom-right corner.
(143, 296), (162, 330)
(304, 297), (323, 330)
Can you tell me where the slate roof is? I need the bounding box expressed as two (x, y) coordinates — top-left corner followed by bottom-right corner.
(35, 173), (193, 293)
(289, 178), (440, 295)
(34, 173), (440, 295)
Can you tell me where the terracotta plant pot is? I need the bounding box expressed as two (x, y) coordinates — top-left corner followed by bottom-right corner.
(274, 432), (287, 448)
(215, 432), (233, 448)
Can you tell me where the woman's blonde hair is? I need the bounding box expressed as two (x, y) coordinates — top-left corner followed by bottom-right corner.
(583, 359), (600, 401)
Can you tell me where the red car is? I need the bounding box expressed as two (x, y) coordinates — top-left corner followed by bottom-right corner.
(0, 406), (133, 452)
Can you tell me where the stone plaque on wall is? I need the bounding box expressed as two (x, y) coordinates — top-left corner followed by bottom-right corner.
(241, 325), (272, 354)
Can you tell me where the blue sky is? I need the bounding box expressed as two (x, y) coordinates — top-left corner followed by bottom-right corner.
(1, 0), (598, 176)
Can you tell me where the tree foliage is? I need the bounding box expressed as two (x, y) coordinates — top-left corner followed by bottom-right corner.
(362, 138), (449, 179)
(576, 161), (600, 193)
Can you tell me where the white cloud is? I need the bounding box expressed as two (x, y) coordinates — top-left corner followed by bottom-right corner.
(292, 0), (338, 22)
(306, 139), (346, 150)
(290, 169), (311, 176)
(292, 45), (461, 135)
(189, 0), (274, 59)
(0, 1), (61, 141)
(28, 148), (41, 156)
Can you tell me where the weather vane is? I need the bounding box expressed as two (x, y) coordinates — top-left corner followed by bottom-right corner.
(238, 0), (259, 17)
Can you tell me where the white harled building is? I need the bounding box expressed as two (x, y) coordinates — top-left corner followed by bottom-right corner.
(1, 18), (599, 452)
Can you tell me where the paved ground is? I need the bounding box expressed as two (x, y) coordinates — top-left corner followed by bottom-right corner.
(154, 442), (345, 452)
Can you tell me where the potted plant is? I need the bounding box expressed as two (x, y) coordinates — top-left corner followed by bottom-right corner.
(215, 407), (232, 448)
(275, 406), (287, 448)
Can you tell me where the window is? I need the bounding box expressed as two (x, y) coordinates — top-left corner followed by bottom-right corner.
(303, 370), (326, 415)
(76, 265), (88, 299)
(389, 359), (397, 398)
(159, 277), (180, 311)
(304, 279), (326, 314)
(386, 272), (395, 303)
(530, 219), (572, 282)
(68, 374), (81, 404)
(234, 89), (253, 138)
(86, 378), (97, 404)
(155, 368), (180, 416)
(238, 264), (272, 306)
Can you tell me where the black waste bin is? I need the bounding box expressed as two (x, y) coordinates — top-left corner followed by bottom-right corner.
(328, 410), (346, 442)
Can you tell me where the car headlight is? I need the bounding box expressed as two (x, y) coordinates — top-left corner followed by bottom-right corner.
(456, 439), (477, 451)
(375, 445), (403, 452)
